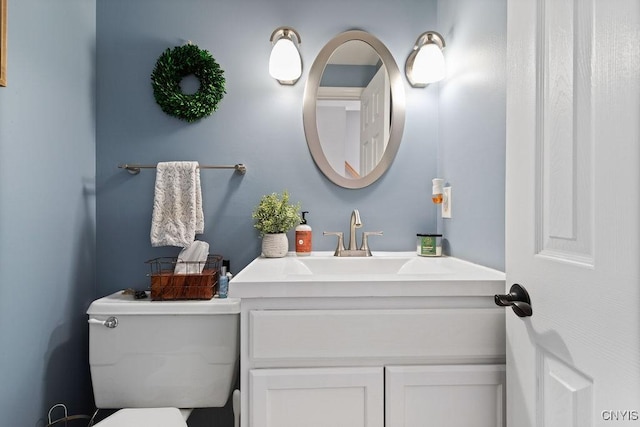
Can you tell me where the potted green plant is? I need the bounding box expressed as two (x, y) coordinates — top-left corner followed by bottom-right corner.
(252, 190), (301, 257)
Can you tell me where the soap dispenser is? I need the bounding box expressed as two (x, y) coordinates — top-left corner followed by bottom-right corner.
(295, 211), (312, 256)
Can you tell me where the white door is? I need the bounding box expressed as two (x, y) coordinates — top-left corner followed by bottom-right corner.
(506, 0), (640, 426)
(360, 66), (390, 176)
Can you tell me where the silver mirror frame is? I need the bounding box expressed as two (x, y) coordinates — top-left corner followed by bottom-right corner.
(303, 30), (406, 189)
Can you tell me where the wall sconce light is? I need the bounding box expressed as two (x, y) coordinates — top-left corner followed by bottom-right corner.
(269, 27), (302, 85)
(406, 31), (446, 87)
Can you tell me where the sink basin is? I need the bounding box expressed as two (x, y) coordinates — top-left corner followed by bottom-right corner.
(283, 255), (453, 276)
(229, 251), (505, 299)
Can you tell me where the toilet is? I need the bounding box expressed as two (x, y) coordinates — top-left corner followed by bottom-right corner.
(86, 291), (240, 426)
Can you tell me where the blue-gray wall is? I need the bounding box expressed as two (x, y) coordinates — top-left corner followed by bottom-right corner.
(0, 0), (97, 425)
(95, 0), (442, 296)
(438, 0), (506, 271)
(0, 0), (506, 425)
(96, 5), (438, 423)
(95, 1), (505, 421)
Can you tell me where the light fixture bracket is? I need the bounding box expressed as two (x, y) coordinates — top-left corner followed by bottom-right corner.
(270, 26), (301, 45)
(413, 31), (445, 51)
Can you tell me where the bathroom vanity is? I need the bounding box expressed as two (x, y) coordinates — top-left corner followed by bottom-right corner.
(229, 252), (506, 427)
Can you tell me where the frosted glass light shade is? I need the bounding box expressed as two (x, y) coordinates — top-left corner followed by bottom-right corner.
(405, 31), (446, 87)
(412, 43), (446, 84)
(269, 38), (302, 84)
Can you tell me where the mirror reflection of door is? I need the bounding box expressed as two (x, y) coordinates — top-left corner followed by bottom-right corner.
(360, 67), (390, 176)
(316, 40), (391, 179)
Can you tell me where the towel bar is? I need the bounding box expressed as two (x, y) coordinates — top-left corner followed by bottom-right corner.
(118, 163), (247, 175)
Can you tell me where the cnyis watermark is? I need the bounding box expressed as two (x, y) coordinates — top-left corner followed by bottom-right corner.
(601, 410), (639, 421)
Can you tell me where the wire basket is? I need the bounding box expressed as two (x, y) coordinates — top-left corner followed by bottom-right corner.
(146, 254), (223, 300)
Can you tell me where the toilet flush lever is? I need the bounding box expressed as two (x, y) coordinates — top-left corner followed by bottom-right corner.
(88, 316), (118, 328)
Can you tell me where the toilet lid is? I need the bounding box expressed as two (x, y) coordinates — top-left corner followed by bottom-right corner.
(94, 408), (187, 427)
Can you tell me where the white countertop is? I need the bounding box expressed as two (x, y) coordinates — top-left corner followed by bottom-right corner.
(229, 252), (505, 299)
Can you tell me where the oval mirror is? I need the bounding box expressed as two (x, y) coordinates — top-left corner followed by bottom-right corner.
(303, 30), (406, 189)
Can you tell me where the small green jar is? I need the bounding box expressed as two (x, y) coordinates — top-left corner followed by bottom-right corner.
(416, 234), (442, 257)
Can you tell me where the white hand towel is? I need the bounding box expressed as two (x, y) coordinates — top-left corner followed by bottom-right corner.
(150, 161), (204, 247)
(174, 240), (210, 274)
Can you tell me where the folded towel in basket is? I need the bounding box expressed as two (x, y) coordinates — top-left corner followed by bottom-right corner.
(174, 240), (210, 274)
(150, 161), (204, 247)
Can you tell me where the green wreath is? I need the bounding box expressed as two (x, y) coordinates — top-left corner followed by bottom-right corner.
(151, 44), (226, 123)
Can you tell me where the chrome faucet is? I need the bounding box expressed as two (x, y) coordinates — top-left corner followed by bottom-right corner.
(323, 209), (383, 257)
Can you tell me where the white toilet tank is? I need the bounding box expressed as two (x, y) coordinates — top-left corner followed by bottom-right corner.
(87, 291), (240, 409)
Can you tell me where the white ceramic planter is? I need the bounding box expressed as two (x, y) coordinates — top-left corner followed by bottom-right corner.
(261, 233), (289, 258)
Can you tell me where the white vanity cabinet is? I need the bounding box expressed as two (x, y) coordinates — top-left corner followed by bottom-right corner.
(229, 253), (507, 427)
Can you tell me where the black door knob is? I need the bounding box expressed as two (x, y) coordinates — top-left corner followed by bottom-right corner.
(495, 284), (532, 318)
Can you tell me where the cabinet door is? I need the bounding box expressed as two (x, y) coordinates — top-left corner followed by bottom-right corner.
(250, 367), (383, 427)
(386, 365), (505, 427)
